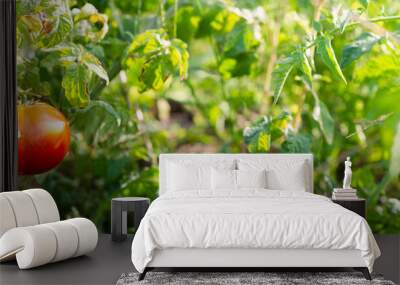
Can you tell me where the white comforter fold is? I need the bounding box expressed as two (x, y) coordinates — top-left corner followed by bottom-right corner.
(131, 190), (380, 272)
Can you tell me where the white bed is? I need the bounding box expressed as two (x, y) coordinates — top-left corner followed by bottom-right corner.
(131, 154), (380, 280)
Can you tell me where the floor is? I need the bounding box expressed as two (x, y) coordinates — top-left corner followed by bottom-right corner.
(374, 235), (400, 284)
(0, 234), (399, 285)
(0, 234), (134, 285)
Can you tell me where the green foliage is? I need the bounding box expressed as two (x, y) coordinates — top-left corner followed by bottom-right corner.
(313, 97), (335, 144)
(271, 57), (295, 103)
(17, 0), (400, 233)
(295, 49), (313, 88)
(389, 123), (400, 178)
(173, 6), (201, 42)
(50, 43), (109, 106)
(244, 113), (291, 152)
(72, 100), (121, 146)
(17, 1), (109, 108)
(244, 117), (272, 152)
(125, 29), (189, 92)
(282, 133), (312, 153)
(17, 0), (73, 48)
(316, 34), (347, 84)
(72, 3), (109, 42)
(340, 33), (382, 68)
(272, 48), (314, 103)
(62, 64), (89, 107)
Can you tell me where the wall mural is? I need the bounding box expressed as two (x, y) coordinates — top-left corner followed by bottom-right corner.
(17, 0), (400, 233)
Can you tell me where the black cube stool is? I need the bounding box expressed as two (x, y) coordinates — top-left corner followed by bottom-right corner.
(111, 197), (150, 242)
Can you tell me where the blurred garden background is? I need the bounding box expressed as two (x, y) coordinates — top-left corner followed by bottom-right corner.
(17, 0), (400, 233)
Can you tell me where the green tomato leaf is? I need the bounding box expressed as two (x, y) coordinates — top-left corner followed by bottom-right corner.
(38, 14), (73, 48)
(244, 113), (291, 152)
(62, 64), (90, 107)
(170, 39), (189, 79)
(223, 21), (260, 57)
(74, 100), (121, 126)
(340, 32), (382, 68)
(272, 56), (295, 104)
(213, 10), (261, 79)
(173, 6), (201, 42)
(72, 3), (109, 41)
(282, 133), (312, 153)
(71, 100), (121, 146)
(82, 51), (109, 85)
(244, 116), (271, 153)
(313, 96), (334, 144)
(271, 112), (291, 132)
(142, 57), (169, 91)
(44, 43), (80, 65)
(250, 131), (271, 153)
(219, 58), (237, 80)
(389, 122), (400, 178)
(316, 35), (347, 84)
(211, 9), (240, 33)
(127, 29), (164, 55)
(125, 30), (189, 92)
(46, 43), (109, 87)
(294, 49), (313, 88)
(17, 0), (72, 48)
(20, 14), (43, 33)
(219, 52), (259, 79)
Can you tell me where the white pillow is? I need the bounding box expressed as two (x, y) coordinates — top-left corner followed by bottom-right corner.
(212, 168), (236, 190)
(167, 163), (211, 191)
(266, 163), (307, 191)
(236, 169), (267, 189)
(238, 159), (308, 191)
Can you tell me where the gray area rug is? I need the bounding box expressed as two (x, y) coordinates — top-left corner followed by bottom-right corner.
(116, 272), (395, 285)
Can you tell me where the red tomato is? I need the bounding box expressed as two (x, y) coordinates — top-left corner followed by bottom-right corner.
(18, 103), (70, 175)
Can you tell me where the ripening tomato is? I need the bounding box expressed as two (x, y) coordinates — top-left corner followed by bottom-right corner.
(18, 103), (70, 175)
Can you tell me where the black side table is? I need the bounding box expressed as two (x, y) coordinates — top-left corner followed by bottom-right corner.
(332, 198), (366, 218)
(111, 197), (150, 242)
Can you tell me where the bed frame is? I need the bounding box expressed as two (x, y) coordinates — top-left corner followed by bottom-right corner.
(139, 154), (371, 280)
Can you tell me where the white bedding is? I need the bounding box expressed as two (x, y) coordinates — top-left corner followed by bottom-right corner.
(131, 190), (380, 273)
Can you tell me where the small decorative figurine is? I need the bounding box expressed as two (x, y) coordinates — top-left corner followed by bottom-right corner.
(343, 157), (352, 189)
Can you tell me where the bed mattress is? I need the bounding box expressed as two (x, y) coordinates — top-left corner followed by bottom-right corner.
(131, 190), (380, 273)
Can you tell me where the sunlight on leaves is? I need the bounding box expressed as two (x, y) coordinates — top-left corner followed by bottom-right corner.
(313, 97), (334, 144)
(72, 3), (109, 42)
(272, 57), (295, 103)
(125, 29), (189, 92)
(341, 33), (382, 68)
(389, 122), (400, 178)
(316, 34), (347, 84)
(62, 64), (89, 107)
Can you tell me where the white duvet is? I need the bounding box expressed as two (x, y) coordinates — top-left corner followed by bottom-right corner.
(131, 190), (380, 273)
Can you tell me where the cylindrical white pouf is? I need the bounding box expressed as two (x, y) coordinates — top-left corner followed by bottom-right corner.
(0, 196), (17, 237)
(42, 221), (79, 262)
(65, 218), (98, 257)
(0, 226), (57, 269)
(24, 189), (60, 224)
(1, 192), (39, 227)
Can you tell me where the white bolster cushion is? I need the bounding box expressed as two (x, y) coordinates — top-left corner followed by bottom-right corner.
(23, 189), (60, 224)
(0, 189), (60, 238)
(42, 221), (79, 262)
(0, 218), (98, 269)
(0, 226), (57, 268)
(0, 196), (17, 237)
(0, 191), (39, 227)
(64, 218), (98, 257)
